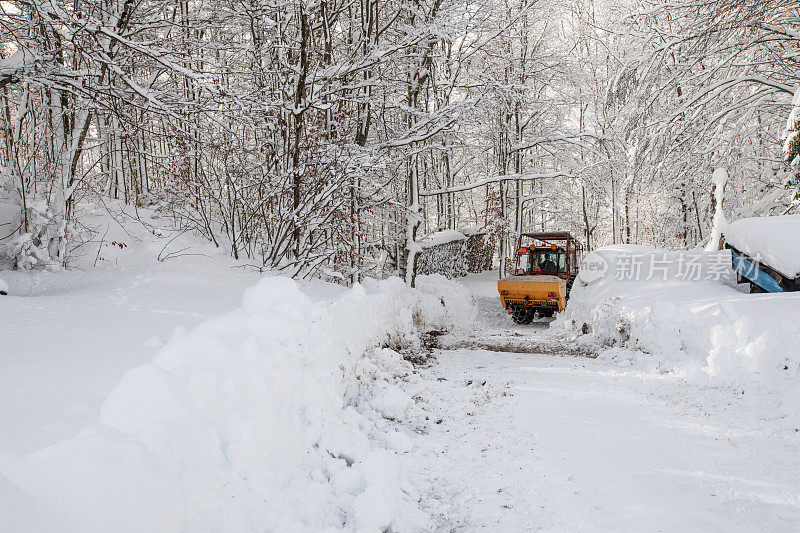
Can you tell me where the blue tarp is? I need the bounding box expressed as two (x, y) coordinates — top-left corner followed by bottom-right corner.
(731, 250), (784, 293)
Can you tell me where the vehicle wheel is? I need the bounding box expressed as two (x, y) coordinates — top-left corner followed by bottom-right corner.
(538, 308), (554, 318)
(511, 306), (532, 325)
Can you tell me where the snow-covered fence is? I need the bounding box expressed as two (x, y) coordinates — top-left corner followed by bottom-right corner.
(416, 228), (494, 279)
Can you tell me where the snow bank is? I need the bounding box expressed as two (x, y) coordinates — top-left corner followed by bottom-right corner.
(0, 275), (476, 532)
(723, 214), (800, 277)
(414, 274), (479, 331)
(553, 245), (800, 426)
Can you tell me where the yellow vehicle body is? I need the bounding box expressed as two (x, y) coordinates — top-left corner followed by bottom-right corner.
(501, 232), (582, 324)
(498, 275), (567, 315)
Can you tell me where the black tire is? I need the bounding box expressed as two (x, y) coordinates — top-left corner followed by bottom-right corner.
(519, 309), (535, 324)
(538, 308), (554, 318)
(511, 305), (533, 325)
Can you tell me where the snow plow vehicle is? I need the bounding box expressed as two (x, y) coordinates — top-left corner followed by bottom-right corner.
(498, 232), (584, 324)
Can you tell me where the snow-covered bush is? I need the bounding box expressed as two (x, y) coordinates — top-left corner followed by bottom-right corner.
(0, 275), (475, 532)
(0, 199), (64, 270)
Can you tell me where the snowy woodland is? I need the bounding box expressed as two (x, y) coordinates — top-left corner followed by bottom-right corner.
(1, 0), (798, 282)
(3, 1), (800, 532)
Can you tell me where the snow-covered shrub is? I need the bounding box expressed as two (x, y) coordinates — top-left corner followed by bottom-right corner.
(0, 275), (471, 532)
(0, 199), (63, 270)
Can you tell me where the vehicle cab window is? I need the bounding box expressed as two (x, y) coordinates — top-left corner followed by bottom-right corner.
(530, 251), (565, 273)
(515, 243), (572, 275)
(517, 253), (530, 274)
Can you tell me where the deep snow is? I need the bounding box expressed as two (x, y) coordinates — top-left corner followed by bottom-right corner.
(2, 229), (800, 531)
(552, 245), (800, 429)
(2, 275), (471, 532)
(1, 270), (477, 532)
(0, 248), (263, 453)
(0, 207), (266, 453)
(0, 207), (478, 532)
(723, 214), (800, 277)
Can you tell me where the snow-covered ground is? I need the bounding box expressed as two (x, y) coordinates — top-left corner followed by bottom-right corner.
(0, 243), (262, 454)
(0, 206), (353, 454)
(2, 273), (468, 532)
(0, 208), (479, 532)
(551, 246), (800, 428)
(2, 230), (800, 531)
(401, 348), (800, 531)
(379, 267), (800, 530)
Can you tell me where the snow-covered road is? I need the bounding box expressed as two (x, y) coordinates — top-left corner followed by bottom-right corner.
(3, 260), (799, 531)
(401, 291), (800, 531)
(406, 347), (800, 531)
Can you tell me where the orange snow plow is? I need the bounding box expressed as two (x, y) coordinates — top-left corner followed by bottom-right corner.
(498, 232), (583, 324)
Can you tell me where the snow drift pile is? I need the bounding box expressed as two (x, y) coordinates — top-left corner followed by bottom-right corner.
(0, 275), (476, 532)
(552, 245), (800, 426)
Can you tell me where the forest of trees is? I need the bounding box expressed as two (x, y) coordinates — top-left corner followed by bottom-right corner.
(0, 0), (798, 284)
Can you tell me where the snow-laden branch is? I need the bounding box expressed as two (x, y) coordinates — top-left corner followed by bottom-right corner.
(0, 49), (37, 89)
(510, 132), (615, 153)
(420, 171), (577, 196)
(665, 76), (795, 128)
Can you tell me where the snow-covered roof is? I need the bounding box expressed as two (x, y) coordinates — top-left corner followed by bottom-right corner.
(723, 214), (800, 278)
(458, 226), (484, 237)
(419, 229), (467, 248)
